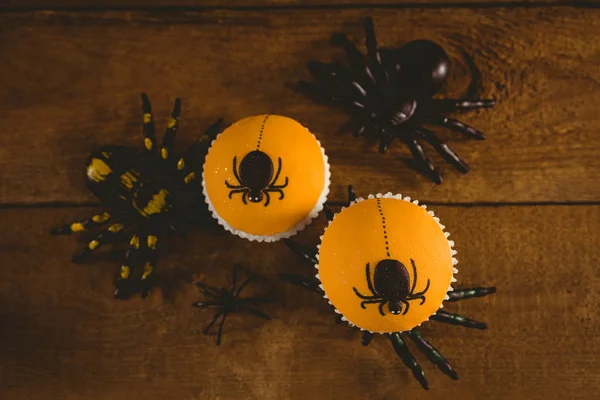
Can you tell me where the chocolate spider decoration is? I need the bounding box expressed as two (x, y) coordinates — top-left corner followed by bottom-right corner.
(280, 185), (496, 389)
(299, 17), (496, 183)
(354, 258), (430, 316)
(51, 93), (223, 299)
(225, 150), (289, 206)
(193, 264), (271, 345)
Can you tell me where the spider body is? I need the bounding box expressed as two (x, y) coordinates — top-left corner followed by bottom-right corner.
(354, 259), (430, 316)
(301, 17), (496, 183)
(52, 93), (223, 299)
(193, 264), (271, 345)
(225, 150), (288, 206)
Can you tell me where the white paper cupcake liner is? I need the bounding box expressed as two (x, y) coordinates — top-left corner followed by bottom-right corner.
(202, 131), (331, 243)
(314, 192), (458, 334)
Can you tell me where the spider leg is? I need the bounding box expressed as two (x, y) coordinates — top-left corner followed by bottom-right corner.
(379, 301), (387, 316)
(409, 258), (418, 293)
(363, 17), (387, 84)
(270, 180), (288, 190)
(298, 80), (343, 104)
(283, 239), (319, 265)
(331, 32), (365, 74)
(160, 97), (181, 160)
(51, 211), (112, 235)
(215, 311), (230, 345)
(361, 331), (374, 346)
(279, 273), (323, 295)
(203, 118), (224, 141)
(430, 310), (487, 329)
(347, 184), (356, 205)
(306, 61), (367, 104)
(397, 130), (442, 184)
(270, 157), (284, 186)
(365, 263), (377, 295)
(228, 188), (248, 199)
(412, 125), (470, 174)
(224, 157), (244, 188)
(389, 332), (429, 390)
(446, 286), (496, 302)
(432, 99), (496, 112)
(400, 300), (410, 316)
(230, 264), (239, 293)
(141, 92), (157, 152)
(203, 310), (224, 335)
(177, 118), (223, 173)
(242, 190), (249, 205)
(411, 279), (431, 298)
(378, 129), (394, 154)
(238, 305), (271, 320)
(195, 281), (220, 299)
(352, 122), (366, 138)
(426, 115), (487, 140)
(233, 275), (254, 298)
(358, 299), (385, 312)
(265, 188), (285, 200)
(406, 330), (458, 380)
(353, 287), (379, 300)
(139, 232), (158, 299)
(192, 301), (221, 307)
(71, 222), (126, 263)
(263, 191), (271, 207)
(114, 233), (141, 299)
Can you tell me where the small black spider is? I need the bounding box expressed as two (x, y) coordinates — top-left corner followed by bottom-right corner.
(51, 93), (223, 299)
(280, 185), (496, 390)
(193, 264), (271, 345)
(225, 150), (288, 206)
(354, 259), (430, 316)
(299, 17), (496, 183)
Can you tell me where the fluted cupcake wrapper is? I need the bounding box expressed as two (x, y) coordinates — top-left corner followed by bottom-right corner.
(314, 192), (458, 334)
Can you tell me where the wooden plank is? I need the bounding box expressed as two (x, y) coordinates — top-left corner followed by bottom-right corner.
(0, 204), (598, 399)
(0, 0), (582, 10)
(0, 9), (599, 205)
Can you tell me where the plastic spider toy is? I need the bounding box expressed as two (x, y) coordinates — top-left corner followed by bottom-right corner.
(193, 264), (271, 345)
(51, 93), (223, 299)
(281, 186), (496, 389)
(299, 17), (496, 183)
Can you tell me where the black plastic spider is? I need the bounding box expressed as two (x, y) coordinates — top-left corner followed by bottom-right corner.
(299, 17), (496, 184)
(280, 185), (496, 390)
(193, 264), (271, 345)
(51, 93), (223, 299)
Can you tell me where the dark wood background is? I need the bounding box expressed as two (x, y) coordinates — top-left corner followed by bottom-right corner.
(1, 1), (599, 399)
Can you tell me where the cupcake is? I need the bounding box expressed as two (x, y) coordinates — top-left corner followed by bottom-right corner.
(317, 193), (456, 333)
(282, 188), (495, 389)
(202, 114), (330, 242)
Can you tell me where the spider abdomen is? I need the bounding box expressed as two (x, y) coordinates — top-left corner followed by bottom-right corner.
(239, 150), (274, 190)
(373, 259), (411, 301)
(132, 183), (171, 218)
(85, 145), (139, 203)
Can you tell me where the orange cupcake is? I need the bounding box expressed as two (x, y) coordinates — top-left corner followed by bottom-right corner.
(316, 193), (457, 333)
(202, 114), (330, 242)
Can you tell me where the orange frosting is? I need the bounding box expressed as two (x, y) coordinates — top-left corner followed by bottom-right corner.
(203, 114), (328, 239)
(318, 196), (455, 333)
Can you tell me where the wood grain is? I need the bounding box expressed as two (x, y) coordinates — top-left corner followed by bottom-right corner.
(0, 8), (599, 205)
(0, 0), (585, 10)
(0, 204), (598, 399)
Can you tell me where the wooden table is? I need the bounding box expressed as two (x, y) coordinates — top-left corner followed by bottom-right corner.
(1, 1), (599, 399)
